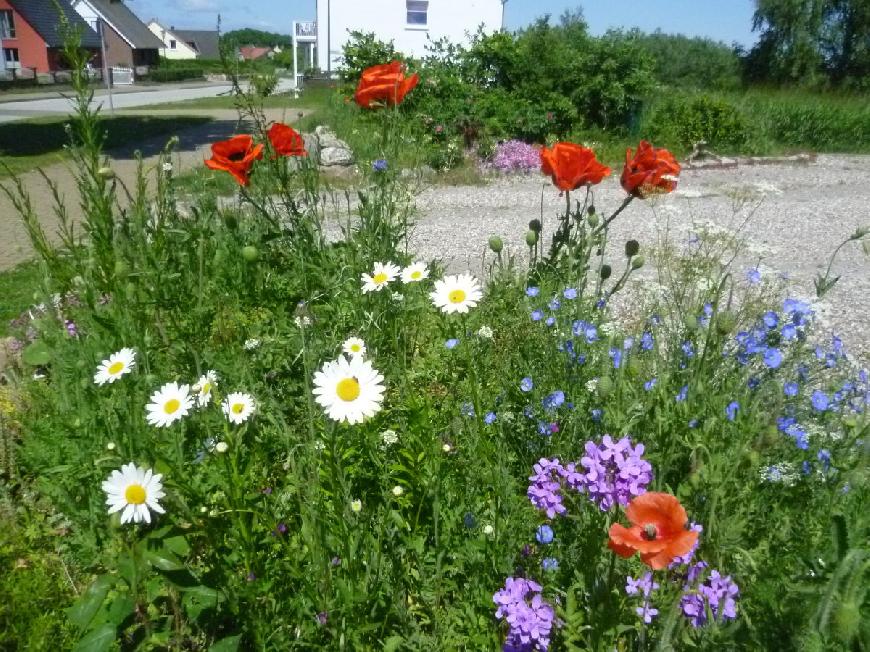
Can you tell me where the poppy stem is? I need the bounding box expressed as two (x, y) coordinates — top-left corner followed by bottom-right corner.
(596, 195), (634, 233)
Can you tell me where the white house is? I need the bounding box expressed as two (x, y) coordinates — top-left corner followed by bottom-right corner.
(315, 0), (505, 73)
(147, 21), (198, 59)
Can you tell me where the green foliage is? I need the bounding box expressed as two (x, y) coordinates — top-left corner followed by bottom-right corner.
(144, 66), (204, 83)
(338, 30), (403, 85)
(642, 93), (755, 150)
(221, 28), (293, 49)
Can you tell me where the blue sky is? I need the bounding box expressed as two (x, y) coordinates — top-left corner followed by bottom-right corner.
(133, 0), (758, 47)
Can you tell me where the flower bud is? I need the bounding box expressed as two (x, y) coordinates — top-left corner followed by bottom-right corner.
(631, 255), (645, 270)
(488, 235), (503, 253)
(624, 240), (640, 257)
(242, 245), (259, 262)
(391, 485), (404, 497)
(215, 442), (229, 453)
(97, 166), (115, 179)
(525, 230), (539, 247)
(716, 310), (737, 335)
(528, 219), (542, 233)
(599, 264), (612, 280)
(586, 212), (599, 227)
(224, 213), (239, 230)
(350, 499), (362, 513)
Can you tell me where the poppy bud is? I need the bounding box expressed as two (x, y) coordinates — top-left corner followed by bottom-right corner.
(526, 230), (539, 247)
(716, 310), (737, 335)
(528, 219), (542, 233)
(224, 214), (239, 230)
(688, 472), (701, 489)
(488, 235), (503, 253)
(631, 255), (645, 270)
(683, 315), (698, 331)
(97, 166), (115, 179)
(627, 359), (642, 378)
(600, 264), (612, 280)
(625, 240), (640, 257)
(587, 212), (599, 227)
(242, 245), (259, 262)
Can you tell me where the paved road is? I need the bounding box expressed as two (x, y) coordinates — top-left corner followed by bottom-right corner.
(0, 78), (294, 123)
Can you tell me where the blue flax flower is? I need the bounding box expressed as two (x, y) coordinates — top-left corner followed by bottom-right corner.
(543, 390), (565, 411)
(747, 267), (761, 284)
(644, 378), (658, 391)
(445, 338), (459, 349)
(563, 288), (577, 300)
(811, 390), (829, 411)
(725, 401), (739, 421)
(784, 381), (799, 397)
(763, 311), (779, 329)
(641, 331), (654, 351)
(609, 347), (623, 369)
(526, 286), (540, 297)
(541, 557), (559, 571)
(763, 347), (783, 369)
(520, 377), (534, 392)
(372, 159), (388, 172)
(536, 524), (554, 544)
(484, 411), (497, 425)
(531, 310), (544, 322)
(676, 385), (688, 402)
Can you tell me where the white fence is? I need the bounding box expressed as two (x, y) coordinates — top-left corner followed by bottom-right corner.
(111, 67), (134, 85)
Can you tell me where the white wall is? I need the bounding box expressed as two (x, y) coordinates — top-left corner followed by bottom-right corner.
(147, 21), (199, 60)
(316, 0), (503, 73)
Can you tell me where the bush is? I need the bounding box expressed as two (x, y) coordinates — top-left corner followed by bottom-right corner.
(145, 67), (204, 83)
(642, 93), (755, 151)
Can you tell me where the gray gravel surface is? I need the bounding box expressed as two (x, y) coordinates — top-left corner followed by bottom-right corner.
(408, 156), (870, 359)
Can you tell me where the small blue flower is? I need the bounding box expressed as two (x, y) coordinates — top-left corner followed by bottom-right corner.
(484, 411), (497, 425)
(543, 391), (565, 411)
(526, 286), (540, 297)
(725, 401), (739, 421)
(688, 419), (698, 428)
(609, 347), (623, 369)
(563, 288), (577, 300)
(545, 317), (556, 327)
(747, 267), (762, 284)
(802, 460), (812, 475)
(520, 377), (534, 392)
(536, 524), (554, 544)
(817, 449), (832, 471)
(763, 347), (783, 369)
(460, 402), (475, 418)
(784, 381), (799, 397)
(590, 408), (602, 422)
(372, 158), (388, 172)
(681, 341), (695, 358)
(676, 385), (688, 402)
(548, 298), (561, 311)
(445, 338), (459, 349)
(811, 390), (829, 411)
(623, 337), (634, 350)
(644, 378), (657, 391)
(763, 311), (779, 329)
(640, 331), (654, 351)
(781, 324), (798, 341)
(463, 512), (476, 529)
(541, 557), (559, 571)
(595, 298), (607, 309)
(531, 310), (544, 322)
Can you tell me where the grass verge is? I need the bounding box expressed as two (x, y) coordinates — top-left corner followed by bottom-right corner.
(0, 261), (42, 336)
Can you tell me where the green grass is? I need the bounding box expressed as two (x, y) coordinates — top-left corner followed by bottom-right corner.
(0, 261), (42, 336)
(0, 115), (213, 178)
(148, 85), (335, 112)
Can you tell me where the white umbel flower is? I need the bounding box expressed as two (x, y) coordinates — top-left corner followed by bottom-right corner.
(102, 462), (165, 524)
(401, 261), (429, 284)
(193, 370), (218, 407)
(342, 337), (366, 358)
(146, 382), (194, 428)
(361, 262), (400, 293)
(430, 272), (483, 314)
(222, 392), (256, 424)
(94, 347), (136, 385)
(312, 355), (385, 425)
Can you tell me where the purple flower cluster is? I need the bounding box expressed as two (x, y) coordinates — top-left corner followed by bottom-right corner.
(625, 572), (660, 623)
(680, 568), (739, 627)
(528, 458), (569, 518)
(577, 435), (653, 511)
(493, 577), (556, 651)
(488, 140), (542, 174)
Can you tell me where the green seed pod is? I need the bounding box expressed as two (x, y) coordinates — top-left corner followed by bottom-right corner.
(716, 310), (737, 335)
(528, 219), (542, 233)
(488, 235), (504, 253)
(586, 212), (600, 228)
(683, 314), (699, 331)
(627, 358), (642, 379)
(97, 166), (115, 179)
(631, 255), (645, 270)
(832, 599), (860, 643)
(223, 213), (239, 230)
(242, 245), (259, 262)
(624, 240), (640, 257)
(597, 376), (614, 397)
(525, 230), (539, 247)
(599, 264), (612, 280)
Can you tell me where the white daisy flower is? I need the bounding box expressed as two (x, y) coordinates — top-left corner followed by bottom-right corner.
(145, 382), (194, 428)
(343, 337), (367, 358)
(193, 370), (218, 407)
(94, 347), (136, 385)
(430, 272), (483, 314)
(361, 262), (400, 293)
(312, 355), (385, 425)
(222, 392), (256, 424)
(401, 262), (429, 284)
(102, 462), (165, 525)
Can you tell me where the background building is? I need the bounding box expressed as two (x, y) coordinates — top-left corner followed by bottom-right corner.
(147, 21), (220, 60)
(71, 0), (163, 74)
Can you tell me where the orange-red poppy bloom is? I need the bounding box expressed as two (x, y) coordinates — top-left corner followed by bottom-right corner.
(608, 492), (699, 570)
(621, 140), (681, 198)
(540, 142), (612, 192)
(354, 61), (419, 109)
(267, 123), (307, 158)
(204, 135), (264, 186)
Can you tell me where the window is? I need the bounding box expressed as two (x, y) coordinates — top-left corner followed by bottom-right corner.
(4, 48), (20, 69)
(406, 0), (428, 26)
(169, 39), (177, 49)
(0, 10), (16, 39)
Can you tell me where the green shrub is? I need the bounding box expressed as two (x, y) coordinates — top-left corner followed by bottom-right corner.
(145, 67), (204, 83)
(642, 93), (755, 151)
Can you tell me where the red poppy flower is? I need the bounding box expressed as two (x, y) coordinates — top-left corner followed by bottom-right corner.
(267, 123), (307, 158)
(621, 140), (681, 198)
(204, 135), (264, 186)
(354, 61), (419, 109)
(540, 142), (612, 192)
(608, 492), (699, 570)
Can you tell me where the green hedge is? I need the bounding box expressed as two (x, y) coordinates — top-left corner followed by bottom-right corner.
(144, 67), (204, 83)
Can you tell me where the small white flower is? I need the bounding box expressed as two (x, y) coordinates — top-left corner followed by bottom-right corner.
(442, 443), (452, 453)
(343, 337), (367, 358)
(350, 499), (362, 513)
(94, 348), (136, 385)
(586, 378), (599, 393)
(401, 262), (429, 284)
(380, 429), (399, 446)
(294, 316), (312, 328)
(146, 382), (194, 428)
(312, 355), (385, 425)
(430, 272), (483, 314)
(106, 442), (116, 451)
(193, 370), (218, 407)
(244, 338), (261, 351)
(215, 441), (229, 454)
(361, 262), (400, 293)
(483, 524), (494, 536)
(392, 292), (404, 302)
(477, 325), (494, 339)
(199, 506), (208, 513)
(102, 462), (165, 524)
(313, 440), (325, 451)
(222, 392), (256, 424)
(162, 162), (173, 173)
(599, 322), (616, 336)
(391, 485), (404, 497)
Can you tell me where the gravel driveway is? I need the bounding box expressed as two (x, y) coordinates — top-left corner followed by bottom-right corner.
(409, 156), (870, 359)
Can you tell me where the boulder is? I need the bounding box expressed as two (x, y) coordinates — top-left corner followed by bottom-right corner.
(320, 146), (354, 167)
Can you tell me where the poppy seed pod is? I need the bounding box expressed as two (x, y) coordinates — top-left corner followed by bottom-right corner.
(716, 310), (737, 335)
(631, 256), (645, 270)
(625, 240), (640, 257)
(223, 213), (239, 230)
(488, 235), (504, 253)
(97, 166), (115, 179)
(528, 219), (542, 233)
(683, 314), (698, 331)
(587, 212), (599, 227)
(600, 264), (612, 280)
(525, 230), (539, 247)
(242, 245), (259, 262)
(597, 376), (613, 397)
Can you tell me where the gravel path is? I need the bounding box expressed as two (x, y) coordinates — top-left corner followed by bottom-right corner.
(409, 156), (870, 358)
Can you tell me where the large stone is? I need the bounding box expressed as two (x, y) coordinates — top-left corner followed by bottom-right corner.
(320, 146), (354, 167)
(315, 125), (351, 151)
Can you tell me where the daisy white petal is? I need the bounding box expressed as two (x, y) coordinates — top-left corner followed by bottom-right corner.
(430, 273), (483, 314)
(94, 348), (136, 385)
(193, 370), (219, 407)
(103, 462), (165, 525)
(361, 262), (401, 293)
(401, 262), (429, 284)
(222, 392), (256, 424)
(342, 337), (367, 358)
(145, 382), (194, 428)
(312, 355), (385, 425)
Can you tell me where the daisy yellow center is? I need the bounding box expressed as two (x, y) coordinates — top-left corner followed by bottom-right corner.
(351, 344), (361, 352)
(411, 271), (422, 279)
(336, 377), (361, 402)
(125, 484), (146, 505)
(164, 399), (181, 414)
(201, 382), (212, 395)
(232, 403), (245, 414)
(108, 361), (124, 375)
(373, 272), (389, 284)
(448, 289), (467, 304)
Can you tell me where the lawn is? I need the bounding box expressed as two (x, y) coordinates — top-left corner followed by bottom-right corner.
(0, 114), (213, 178)
(0, 260), (41, 336)
(148, 84), (335, 112)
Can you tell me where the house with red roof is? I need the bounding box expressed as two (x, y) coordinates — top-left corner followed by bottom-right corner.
(238, 45), (272, 61)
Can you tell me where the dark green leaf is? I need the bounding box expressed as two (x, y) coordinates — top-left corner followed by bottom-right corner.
(210, 634), (242, 651)
(73, 623), (116, 652)
(67, 574), (114, 630)
(22, 341), (51, 366)
(142, 547), (183, 571)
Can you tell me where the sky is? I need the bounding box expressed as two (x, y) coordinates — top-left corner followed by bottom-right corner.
(131, 0), (758, 47)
